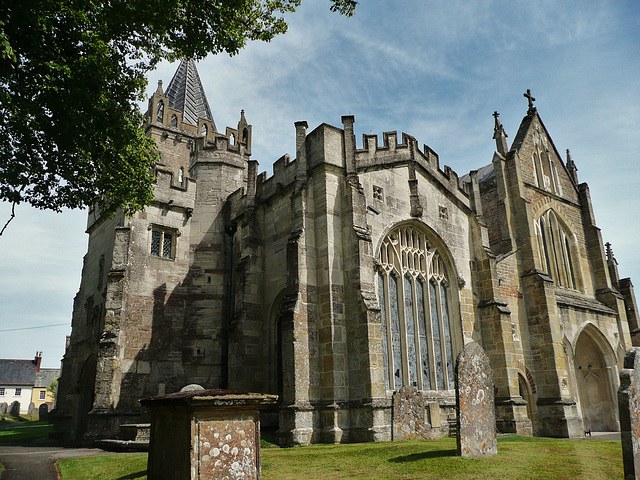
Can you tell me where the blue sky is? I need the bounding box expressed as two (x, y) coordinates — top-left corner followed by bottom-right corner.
(1, 0), (639, 368)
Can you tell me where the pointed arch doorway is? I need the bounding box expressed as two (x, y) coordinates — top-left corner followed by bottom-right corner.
(75, 356), (97, 443)
(573, 326), (618, 432)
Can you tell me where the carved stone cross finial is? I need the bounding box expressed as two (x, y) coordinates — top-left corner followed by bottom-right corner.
(524, 89), (536, 113)
(493, 111), (501, 131)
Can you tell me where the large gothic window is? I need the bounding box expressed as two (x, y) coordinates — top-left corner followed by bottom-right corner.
(534, 210), (577, 289)
(377, 224), (457, 391)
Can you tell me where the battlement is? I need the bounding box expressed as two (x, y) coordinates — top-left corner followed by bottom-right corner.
(354, 129), (468, 200)
(241, 117), (471, 207)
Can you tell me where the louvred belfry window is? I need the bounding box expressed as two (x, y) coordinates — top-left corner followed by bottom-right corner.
(377, 224), (456, 391)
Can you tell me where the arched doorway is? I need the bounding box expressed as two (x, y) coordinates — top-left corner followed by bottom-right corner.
(518, 373), (536, 426)
(262, 292), (286, 434)
(573, 327), (618, 432)
(75, 356), (97, 443)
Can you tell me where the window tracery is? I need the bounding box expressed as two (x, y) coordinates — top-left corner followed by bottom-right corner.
(535, 210), (577, 289)
(377, 224), (457, 391)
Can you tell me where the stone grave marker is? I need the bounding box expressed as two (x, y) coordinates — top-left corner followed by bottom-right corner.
(28, 402), (36, 415)
(455, 342), (497, 457)
(0, 402), (7, 414)
(618, 347), (640, 480)
(141, 388), (278, 480)
(9, 401), (20, 417)
(392, 386), (442, 440)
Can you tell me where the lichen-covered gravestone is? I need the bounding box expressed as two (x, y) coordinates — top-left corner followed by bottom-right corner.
(618, 347), (640, 480)
(392, 386), (443, 440)
(0, 402), (7, 414)
(9, 401), (20, 417)
(141, 388), (278, 480)
(456, 342), (497, 457)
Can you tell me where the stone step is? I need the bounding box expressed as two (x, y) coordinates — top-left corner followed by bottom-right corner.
(98, 439), (149, 452)
(119, 423), (150, 442)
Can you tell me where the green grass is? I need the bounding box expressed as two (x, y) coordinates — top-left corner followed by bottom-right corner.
(0, 420), (53, 444)
(58, 455), (148, 480)
(57, 436), (624, 480)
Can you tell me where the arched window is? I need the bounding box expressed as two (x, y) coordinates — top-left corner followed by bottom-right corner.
(156, 101), (164, 123)
(178, 167), (184, 186)
(535, 210), (577, 289)
(171, 114), (178, 127)
(532, 152), (543, 188)
(550, 161), (563, 195)
(201, 124), (208, 137)
(532, 145), (563, 195)
(242, 127), (249, 144)
(377, 224), (457, 391)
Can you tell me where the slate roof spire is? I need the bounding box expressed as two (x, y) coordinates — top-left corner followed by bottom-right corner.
(165, 59), (216, 131)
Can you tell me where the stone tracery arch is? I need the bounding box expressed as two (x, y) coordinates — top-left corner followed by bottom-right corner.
(376, 222), (462, 392)
(534, 208), (582, 290)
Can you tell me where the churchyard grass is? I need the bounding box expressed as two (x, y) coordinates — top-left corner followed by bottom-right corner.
(57, 435), (622, 480)
(0, 420), (52, 444)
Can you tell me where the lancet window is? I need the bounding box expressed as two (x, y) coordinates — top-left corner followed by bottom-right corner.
(534, 210), (577, 289)
(156, 101), (164, 123)
(532, 145), (563, 195)
(377, 224), (457, 392)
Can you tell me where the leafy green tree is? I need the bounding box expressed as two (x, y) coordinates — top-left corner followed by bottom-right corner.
(0, 0), (356, 233)
(47, 379), (57, 398)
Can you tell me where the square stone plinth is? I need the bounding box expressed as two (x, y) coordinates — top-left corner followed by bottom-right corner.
(141, 389), (278, 480)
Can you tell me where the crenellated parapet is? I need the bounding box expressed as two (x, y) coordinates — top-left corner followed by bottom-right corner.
(233, 117), (471, 213)
(355, 130), (470, 205)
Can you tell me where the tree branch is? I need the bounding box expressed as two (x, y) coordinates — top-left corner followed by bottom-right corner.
(0, 201), (17, 236)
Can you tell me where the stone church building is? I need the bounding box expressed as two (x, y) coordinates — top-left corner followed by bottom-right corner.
(52, 60), (639, 445)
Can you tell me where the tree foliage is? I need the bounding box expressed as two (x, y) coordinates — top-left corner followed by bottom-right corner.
(0, 0), (356, 220)
(47, 379), (57, 397)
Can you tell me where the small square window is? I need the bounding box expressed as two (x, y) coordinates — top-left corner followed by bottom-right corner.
(15, 387), (21, 396)
(373, 185), (384, 201)
(150, 228), (176, 259)
(439, 205), (448, 220)
(0, 387), (5, 396)
(39, 390), (46, 400)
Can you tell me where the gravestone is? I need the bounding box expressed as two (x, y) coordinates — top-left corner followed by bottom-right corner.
(392, 386), (443, 440)
(28, 402), (36, 415)
(9, 401), (20, 417)
(455, 342), (497, 457)
(39, 403), (50, 421)
(141, 389), (278, 480)
(618, 347), (640, 480)
(0, 402), (7, 414)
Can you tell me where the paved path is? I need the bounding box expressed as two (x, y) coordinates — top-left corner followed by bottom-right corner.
(0, 444), (136, 480)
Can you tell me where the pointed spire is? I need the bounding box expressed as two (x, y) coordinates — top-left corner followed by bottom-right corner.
(523, 89), (536, 114)
(165, 59), (216, 131)
(492, 111), (508, 157)
(566, 149), (579, 184)
(156, 80), (164, 94)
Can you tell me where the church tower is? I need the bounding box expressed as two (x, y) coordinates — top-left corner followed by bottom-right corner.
(52, 59), (252, 443)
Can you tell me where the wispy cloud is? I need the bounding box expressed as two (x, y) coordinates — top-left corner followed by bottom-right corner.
(2, 0), (639, 365)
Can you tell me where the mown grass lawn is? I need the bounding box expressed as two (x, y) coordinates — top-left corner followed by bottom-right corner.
(0, 420), (52, 444)
(57, 436), (623, 480)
